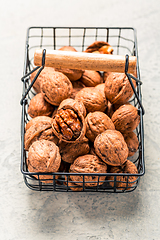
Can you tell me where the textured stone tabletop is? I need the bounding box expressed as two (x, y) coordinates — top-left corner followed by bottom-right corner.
(0, 0), (160, 239)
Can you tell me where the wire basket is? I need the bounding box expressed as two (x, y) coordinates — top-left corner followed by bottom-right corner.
(20, 27), (145, 192)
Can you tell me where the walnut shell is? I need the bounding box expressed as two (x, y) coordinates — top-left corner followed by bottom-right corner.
(75, 87), (107, 113)
(30, 67), (56, 94)
(27, 139), (61, 183)
(55, 46), (83, 81)
(59, 137), (90, 163)
(25, 116), (53, 131)
(104, 72), (137, 105)
(111, 104), (140, 133)
(58, 98), (86, 117)
(85, 41), (113, 54)
(94, 130), (128, 166)
(52, 99), (86, 143)
(25, 116), (58, 150)
(80, 70), (103, 87)
(28, 93), (54, 118)
(69, 154), (107, 187)
(85, 111), (115, 142)
(123, 131), (139, 157)
(41, 71), (73, 106)
(108, 160), (138, 190)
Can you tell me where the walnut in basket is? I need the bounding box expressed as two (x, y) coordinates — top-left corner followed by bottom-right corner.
(69, 154), (107, 187)
(75, 87), (107, 113)
(52, 99), (86, 142)
(41, 71), (73, 106)
(108, 160), (138, 190)
(85, 111), (115, 142)
(111, 103), (140, 133)
(94, 129), (128, 166)
(28, 93), (54, 118)
(104, 72), (137, 105)
(27, 139), (61, 183)
(80, 70), (103, 87)
(24, 116), (58, 151)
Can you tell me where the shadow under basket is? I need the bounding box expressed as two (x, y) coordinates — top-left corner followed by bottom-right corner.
(20, 26), (145, 193)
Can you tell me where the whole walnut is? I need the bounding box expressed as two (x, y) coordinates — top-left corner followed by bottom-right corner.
(41, 71), (73, 106)
(25, 116), (58, 151)
(28, 93), (54, 118)
(108, 160), (138, 190)
(94, 129), (128, 166)
(25, 116), (53, 131)
(123, 131), (139, 157)
(111, 103), (140, 133)
(85, 111), (115, 142)
(52, 99), (86, 143)
(27, 139), (61, 183)
(80, 70), (103, 87)
(55, 46), (83, 81)
(69, 154), (107, 187)
(104, 72), (137, 105)
(30, 67), (56, 94)
(59, 137), (90, 163)
(75, 87), (107, 113)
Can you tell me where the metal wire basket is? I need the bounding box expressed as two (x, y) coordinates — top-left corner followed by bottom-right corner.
(20, 27), (145, 192)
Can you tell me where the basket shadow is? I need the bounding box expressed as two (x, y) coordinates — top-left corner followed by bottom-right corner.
(27, 190), (142, 234)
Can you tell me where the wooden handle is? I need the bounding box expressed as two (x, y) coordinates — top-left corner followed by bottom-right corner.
(34, 49), (137, 74)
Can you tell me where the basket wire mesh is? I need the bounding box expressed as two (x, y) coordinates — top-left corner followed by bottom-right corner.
(21, 27), (145, 192)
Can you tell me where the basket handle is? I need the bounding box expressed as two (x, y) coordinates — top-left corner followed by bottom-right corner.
(34, 49), (137, 74)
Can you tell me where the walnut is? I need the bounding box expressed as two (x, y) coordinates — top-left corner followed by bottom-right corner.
(64, 175), (84, 191)
(27, 139), (61, 183)
(80, 70), (103, 87)
(104, 72), (137, 105)
(85, 111), (115, 142)
(30, 67), (56, 94)
(123, 131), (139, 157)
(94, 129), (128, 166)
(52, 99), (86, 142)
(41, 71), (73, 106)
(25, 116), (53, 131)
(69, 154), (107, 187)
(84, 41), (113, 54)
(108, 160), (138, 190)
(75, 87), (107, 113)
(28, 93), (54, 118)
(111, 103), (140, 133)
(55, 46), (83, 81)
(24, 116), (58, 151)
(59, 137), (90, 163)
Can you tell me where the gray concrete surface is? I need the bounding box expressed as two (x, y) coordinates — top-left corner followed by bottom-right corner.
(0, 0), (160, 239)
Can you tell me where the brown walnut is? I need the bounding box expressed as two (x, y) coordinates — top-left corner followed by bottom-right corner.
(52, 99), (86, 143)
(111, 103), (140, 133)
(59, 137), (90, 163)
(123, 131), (139, 157)
(27, 139), (61, 183)
(85, 111), (115, 142)
(108, 160), (138, 190)
(30, 67), (56, 94)
(80, 70), (103, 87)
(41, 71), (73, 106)
(69, 154), (107, 187)
(104, 72), (137, 105)
(94, 129), (128, 166)
(28, 93), (54, 118)
(75, 87), (107, 113)
(24, 116), (58, 151)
